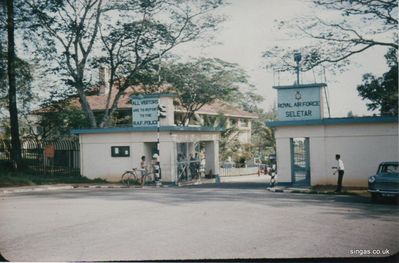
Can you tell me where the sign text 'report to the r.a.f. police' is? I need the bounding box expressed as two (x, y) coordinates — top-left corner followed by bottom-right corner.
(132, 97), (159, 127)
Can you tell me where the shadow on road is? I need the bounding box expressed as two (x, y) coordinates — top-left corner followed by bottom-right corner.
(11, 180), (398, 206)
(188, 181), (268, 189)
(6, 181), (398, 225)
(2, 181), (398, 262)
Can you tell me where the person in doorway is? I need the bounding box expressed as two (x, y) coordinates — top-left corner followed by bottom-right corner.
(194, 153), (200, 177)
(138, 155), (148, 187)
(332, 154), (345, 192)
(189, 153), (200, 179)
(177, 153), (187, 180)
(199, 153), (206, 178)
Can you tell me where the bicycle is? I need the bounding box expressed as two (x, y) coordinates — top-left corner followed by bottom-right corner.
(121, 167), (155, 187)
(121, 168), (140, 187)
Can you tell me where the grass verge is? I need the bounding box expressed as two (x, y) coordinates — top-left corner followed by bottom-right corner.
(0, 171), (108, 187)
(309, 184), (369, 196)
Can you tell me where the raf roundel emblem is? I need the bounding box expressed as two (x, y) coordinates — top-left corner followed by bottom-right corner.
(295, 91), (302, 101)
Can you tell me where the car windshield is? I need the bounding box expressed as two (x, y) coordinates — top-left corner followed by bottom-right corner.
(379, 164), (399, 174)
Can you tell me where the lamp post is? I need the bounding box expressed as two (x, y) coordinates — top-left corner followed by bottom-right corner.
(294, 51), (302, 85)
(155, 52), (163, 187)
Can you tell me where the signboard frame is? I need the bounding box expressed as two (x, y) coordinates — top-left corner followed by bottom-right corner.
(132, 95), (159, 127)
(273, 83), (326, 121)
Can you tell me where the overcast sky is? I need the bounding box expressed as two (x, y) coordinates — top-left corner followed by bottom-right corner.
(173, 0), (389, 117)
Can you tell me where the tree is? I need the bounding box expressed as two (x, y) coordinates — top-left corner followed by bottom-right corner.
(25, 0), (224, 128)
(251, 106), (276, 162)
(5, 0), (22, 169)
(24, 0), (107, 128)
(357, 48), (398, 116)
(161, 58), (247, 126)
(24, 102), (87, 141)
(263, 0), (398, 73)
(207, 113), (251, 164)
(0, 54), (33, 116)
(0, 0), (36, 170)
(238, 88), (265, 113)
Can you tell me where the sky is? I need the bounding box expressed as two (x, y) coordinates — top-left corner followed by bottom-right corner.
(172, 0), (389, 117)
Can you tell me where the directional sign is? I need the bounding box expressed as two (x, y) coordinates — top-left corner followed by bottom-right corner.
(132, 96), (159, 127)
(44, 144), (55, 158)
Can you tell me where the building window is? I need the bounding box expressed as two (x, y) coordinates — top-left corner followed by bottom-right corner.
(240, 119), (249, 128)
(111, 146), (130, 157)
(231, 119), (237, 127)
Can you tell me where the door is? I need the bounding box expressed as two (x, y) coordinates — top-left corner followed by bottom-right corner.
(290, 138), (310, 186)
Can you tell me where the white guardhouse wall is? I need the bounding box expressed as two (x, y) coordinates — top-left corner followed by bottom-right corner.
(158, 139), (177, 182)
(323, 122), (398, 186)
(275, 122), (398, 187)
(275, 137), (291, 184)
(79, 132), (160, 182)
(79, 130), (220, 182)
(159, 96), (175, 126)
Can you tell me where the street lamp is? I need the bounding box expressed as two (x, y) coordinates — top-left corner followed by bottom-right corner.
(294, 51), (301, 85)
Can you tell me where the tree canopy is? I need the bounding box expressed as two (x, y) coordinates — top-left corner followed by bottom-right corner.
(0, 50), (33, 116)
(357, 48), (398, 116)
(161, 57), (248, 126)
(263, 0), (398, 73)
(24, 0), (225, 128)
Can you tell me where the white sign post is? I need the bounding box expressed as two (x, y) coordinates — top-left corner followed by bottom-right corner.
(132, 96), (159, 127)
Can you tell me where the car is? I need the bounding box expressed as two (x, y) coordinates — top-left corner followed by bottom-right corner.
(368, 162), (399, 202)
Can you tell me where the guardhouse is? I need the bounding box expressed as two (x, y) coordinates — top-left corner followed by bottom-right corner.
(72, 93), (222, 183)
(267, 83), (398, 187)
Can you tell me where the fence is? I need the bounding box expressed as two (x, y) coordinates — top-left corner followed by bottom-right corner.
(0, 138), (80, 176)
(220, 166), (259, 177)
(176, 159), (203, 183)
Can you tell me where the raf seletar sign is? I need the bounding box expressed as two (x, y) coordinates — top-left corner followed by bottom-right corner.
(132, 96), (159, 127)
(276, 86), (321, 121)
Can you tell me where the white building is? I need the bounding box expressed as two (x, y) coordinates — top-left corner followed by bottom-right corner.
(72, 94), (221, 183)
(267, 83), (398, 187)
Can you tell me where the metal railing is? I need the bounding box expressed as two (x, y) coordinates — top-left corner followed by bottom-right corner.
(176, 159), (203, 183)
(0, 138), (80, 176)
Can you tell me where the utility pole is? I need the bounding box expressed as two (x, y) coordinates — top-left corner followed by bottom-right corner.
(294, 51), (302, 85)
(155, 101), (161, 187)
(155, 53), (163, 187)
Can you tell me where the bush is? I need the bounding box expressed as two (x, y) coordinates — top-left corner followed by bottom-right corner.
(0, 160), (13, 172)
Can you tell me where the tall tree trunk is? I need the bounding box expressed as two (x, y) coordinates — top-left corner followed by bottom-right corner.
(6, 0), (22, 169)
(77, 88), (97, 128)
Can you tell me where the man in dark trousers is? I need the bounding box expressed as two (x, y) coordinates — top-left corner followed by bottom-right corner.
(332, 154), (345, 192)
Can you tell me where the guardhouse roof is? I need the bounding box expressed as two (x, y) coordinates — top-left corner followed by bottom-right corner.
(71, 125), (224, 135)
(267, 116), (398, 127)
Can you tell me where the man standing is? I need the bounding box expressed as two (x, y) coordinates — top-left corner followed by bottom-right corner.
(138, 155), (148, 187)
(333, 154), (345, 192)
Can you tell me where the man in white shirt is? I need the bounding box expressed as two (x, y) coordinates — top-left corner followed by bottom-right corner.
(333, 154), (345, 192)
(138, 155), (148, 187)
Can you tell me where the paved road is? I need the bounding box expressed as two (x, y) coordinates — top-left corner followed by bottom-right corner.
(0, 182), (398, 261)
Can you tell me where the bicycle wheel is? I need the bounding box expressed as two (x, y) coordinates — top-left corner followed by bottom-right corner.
(121, 171), (134, 187)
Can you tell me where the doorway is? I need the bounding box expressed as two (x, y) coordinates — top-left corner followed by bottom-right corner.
(176, 142), (204, 183)
(290, 138), (310, 186)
